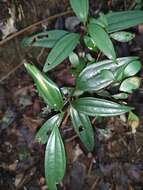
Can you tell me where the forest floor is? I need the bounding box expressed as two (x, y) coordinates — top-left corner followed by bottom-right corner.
(0, 0), (143, 190)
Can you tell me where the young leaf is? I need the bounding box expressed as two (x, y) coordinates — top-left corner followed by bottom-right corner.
(106, 10), (143, 33)
(77, 57), (139, 88)
(98, 13), (108, 27)
(70, 106), (94, 151)
(43, 33), (80, 72)
(120, 77), (141, 93)
(24, 63), (64, 110)
(88, 23), (116, 60)
(84, 35), (97, 52)
(35, 113), (63, 144)
(123, 60), (141, 77)
(45, 125), (66, 190)
(69, 52), (79, 67)
(128, 111), (140, 133)
(69, 0), (89, 24)
(72, 97), (132, 117)
(110, 31), (135, 42)
(21, 30), (69, 48)
(90, 16), (108, 29)
(77, 69), (114, 92)
(112, 93), (129, 100)
(113, 59), (141, 82)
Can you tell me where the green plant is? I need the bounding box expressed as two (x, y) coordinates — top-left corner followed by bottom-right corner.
(22, 0), (143, 189)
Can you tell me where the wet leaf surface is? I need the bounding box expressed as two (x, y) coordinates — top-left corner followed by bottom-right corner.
(0, 1), (143, 190)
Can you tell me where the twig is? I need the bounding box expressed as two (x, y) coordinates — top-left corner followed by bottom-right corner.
(0, 10), (72, 46)
(92, 117), (96, 125)
(87, 158), (94, 176)
(90, 176), (100, 190)
(0, 10), (73, 83)
(0, 61), (24, 83)
(96, 51), (102, 62)
(65, 134), (78, 143)
(61, 110), (70, 128)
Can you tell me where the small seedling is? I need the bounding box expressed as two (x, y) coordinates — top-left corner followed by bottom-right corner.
(22, 0), (142, 189)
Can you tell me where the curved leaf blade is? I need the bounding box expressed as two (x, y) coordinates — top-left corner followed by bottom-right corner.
(110, 31), (135, 42)
(84, 35), (97, 52)
(77, 69), (114, 91)
(88, 23), (116, 60)
(24, 63), (64, 110)
(69, 0), (89, 23)
(106, 10), (143, 33)
(113, 59), (141, 81)
(77, 57), (139, 89)
(45, 125), (66, 190)
(69, 52), (79, 67)
(120, 77), (141, 93)
(21, 30), (69, 48)
(90, 17), (108, 28)
(35, 113), (63, 144)
(112, 93), (129, 100)
(72, 97), (132, 117)
(70, 106), (94, 151)
(43, 33), (80, 72)
(124, 60), (141, 77)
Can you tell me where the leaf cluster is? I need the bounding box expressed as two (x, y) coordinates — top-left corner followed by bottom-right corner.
(22, 0), (142, 189)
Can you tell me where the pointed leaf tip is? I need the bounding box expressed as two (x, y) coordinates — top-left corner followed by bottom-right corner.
(24, 63), (64, 110)
(45, 126), (66, 190)
(43, 33), (80, 72)
(72, 97), (132, 117)
(88, 23), (116, 60)
(70, 0), (89, 23)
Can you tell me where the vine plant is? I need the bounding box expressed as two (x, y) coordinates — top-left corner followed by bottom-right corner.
(22, 0), (143, 189)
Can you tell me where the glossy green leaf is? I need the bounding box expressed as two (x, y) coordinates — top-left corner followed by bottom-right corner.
(45, 125), (66, 190)
(113, 59), (141, 81)
(106, 10), (143, 33)
(96, 90), (111, 98)
(112, 93), (129, 100)
(77, 69), (114, 91)
(120, 77), (141, 93)
(84, 35), (97, 52)
(72, 97), (132, 117)
(69, 52), (79, 67)
(110, 31), (135, 42)
(88, 23), (116, 60)
(70, 106), (94, 151)
(43, 33), (80, 72)
(35, 113), (63, 144)
(21, 30), (69, 48)
(123, 60), (141, 77)
(90, 14), (108, 29)
(69, 0), (89, 23)
(24, 63), (64, 110)
(69, 52), (86, 76)
(77, 57), (139, 90)
(98, 13), (108, 27)
(113, 64), (126, 81)
(89, 18), (106, 28)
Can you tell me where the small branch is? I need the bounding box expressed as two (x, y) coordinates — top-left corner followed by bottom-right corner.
(0, 61), (24, 83)
(61, 110), (70, 128)
(0, 10), (72, 46)
(65, 134), (78, 143)
(90, 177), (100, 190)
(0, 10), (73, 82)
